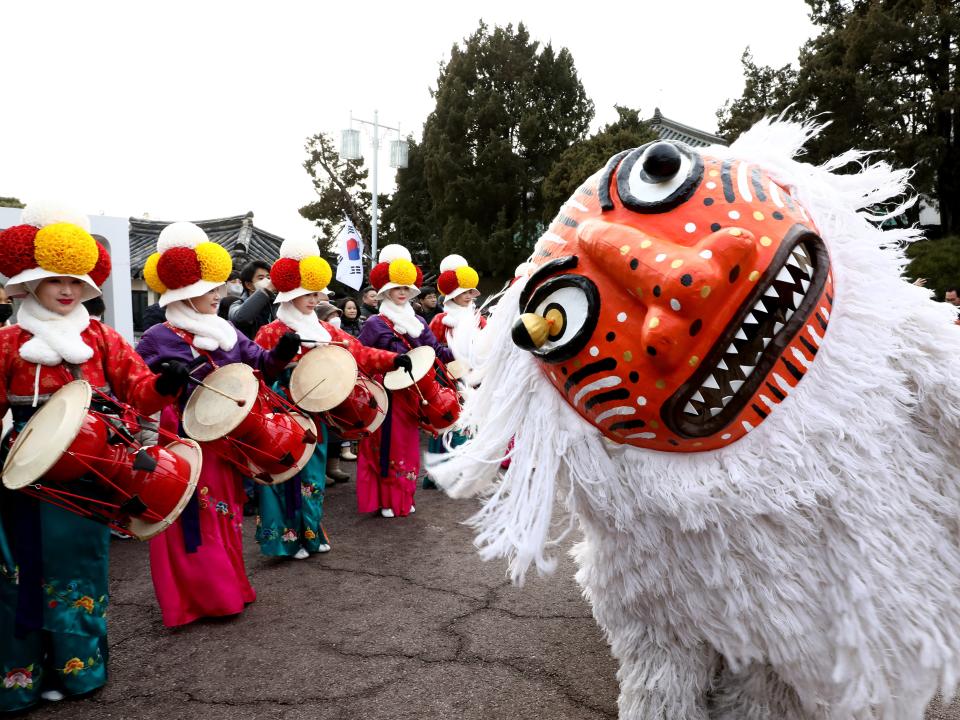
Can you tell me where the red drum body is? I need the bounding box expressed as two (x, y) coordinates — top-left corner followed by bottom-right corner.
(321, 377), (387, 440)
(412, 369), (462, 436)
(382, 346), (462, 436)
(2, 380), (201, 540)
(290, 346), (388, 441)
(182, 363), (317, 485)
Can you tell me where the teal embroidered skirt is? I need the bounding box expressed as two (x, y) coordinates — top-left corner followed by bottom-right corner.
(255, 420), (330, 557)
(1, 495), (110, 712)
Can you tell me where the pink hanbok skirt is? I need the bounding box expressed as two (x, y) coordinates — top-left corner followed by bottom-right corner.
(357, 388), (420, 517)
(149, 407), (255, 627)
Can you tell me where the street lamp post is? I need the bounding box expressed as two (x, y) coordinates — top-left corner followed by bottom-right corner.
(341, 110), (407, 264)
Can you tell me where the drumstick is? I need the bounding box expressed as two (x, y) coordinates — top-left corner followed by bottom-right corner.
(404, 368), (430, 406)
(299, 376), (327, 400)
(298, 339), (351, 347)
(188, 375), (247, 407)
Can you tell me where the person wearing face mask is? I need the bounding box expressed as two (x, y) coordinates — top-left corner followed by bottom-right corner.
(216, 271), (244, 320)
(135, 222), (300, 627)
(357, 245), (453, 518)
(252, 239), (408, 558)
(0, 203), (189, 712)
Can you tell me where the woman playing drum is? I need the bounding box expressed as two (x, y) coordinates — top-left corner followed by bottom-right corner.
(253, 239), (407, 559)
(422, 254), (486, 487)
(357, 245), (453, 519)
(135, 222), (300, 628)
(0, 203), (188, 712)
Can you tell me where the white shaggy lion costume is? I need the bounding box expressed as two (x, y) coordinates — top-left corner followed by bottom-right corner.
(429, 120), (960, 719)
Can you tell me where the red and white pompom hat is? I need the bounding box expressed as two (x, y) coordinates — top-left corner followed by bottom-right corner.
(0, 200), (112, 302)
(436, 254), (480, 304)
(369, 244), (423, 299)
(269, 238), (333, 303)
(143, 222), (233, 307)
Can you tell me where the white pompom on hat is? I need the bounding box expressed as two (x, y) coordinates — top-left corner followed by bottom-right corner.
(278, 236), (320, 261)
(440, 254), (468, 273)
(379, 244), (411, 264)
(20, 199), (92, 234)
(157, 221), (208, 252)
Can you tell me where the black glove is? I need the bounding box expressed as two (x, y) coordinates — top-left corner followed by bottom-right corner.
(275, 332), (302, 363)
(393, 354), (413, 373)
(155, 361), (190, 397)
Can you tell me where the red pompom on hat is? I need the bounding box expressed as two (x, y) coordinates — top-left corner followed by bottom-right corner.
(88, 241), (112, 286)
(271, 257), (302, 293)
(437, 269), (459, 296)
(369, 262), (391, 291)
(414, 265), (424, 288)
(156, 246), (202, 289)
(0, 225), (39, 279)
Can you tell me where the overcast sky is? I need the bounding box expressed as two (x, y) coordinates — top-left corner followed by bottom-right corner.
(1, 1), (816, 245)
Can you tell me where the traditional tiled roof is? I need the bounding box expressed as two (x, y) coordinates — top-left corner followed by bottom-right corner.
(648, 108), (728, 148)
(128, 212), (284, 277)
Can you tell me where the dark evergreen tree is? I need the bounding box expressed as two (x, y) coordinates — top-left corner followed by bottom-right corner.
(718, 0), (960, 233)
(541, 106), (658, 222)
(387, 21), (594, 276)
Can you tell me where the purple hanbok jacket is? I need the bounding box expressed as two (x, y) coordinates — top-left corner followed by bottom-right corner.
(136, 322), (288, 405)
(358, 314), (454, 364)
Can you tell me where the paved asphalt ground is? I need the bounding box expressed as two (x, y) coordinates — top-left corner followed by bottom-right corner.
(22, 460), (960, 720)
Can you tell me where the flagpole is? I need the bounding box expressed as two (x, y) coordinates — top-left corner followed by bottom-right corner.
(371, 109), (379, 266)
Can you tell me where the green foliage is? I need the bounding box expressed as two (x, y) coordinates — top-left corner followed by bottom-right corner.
(905, 235), (960, 297)
(716, 50), (796, 140)
(299, 132), (386, 256)
(0, 197), (24, 209)
(384, 21), (594, 276)
(718, 0), (960, 233)
(541, 106), (658, 222)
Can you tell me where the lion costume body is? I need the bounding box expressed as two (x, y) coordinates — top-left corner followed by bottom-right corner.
(430, 121), (960, 719)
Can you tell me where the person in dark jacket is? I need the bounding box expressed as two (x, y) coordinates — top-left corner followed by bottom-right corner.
(217, 271), (244, 319)
(418, 285), (441, 324)
(338, 297), (364, 338)
(141, 302), (166, 330)
(227, 260), (276, 339)
(359, 285), (379, 319)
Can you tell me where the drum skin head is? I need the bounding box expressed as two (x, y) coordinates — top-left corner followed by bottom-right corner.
(126, 439), (202, 540)
(446, 360), (468, 380)
(3, 380), (91, 490)
(183, 363), (260, 443)
(250, 412), (318, 484)
(383, 346), (436, 390)
(289, 345), (358, 412)
(362, 379), (389, 434)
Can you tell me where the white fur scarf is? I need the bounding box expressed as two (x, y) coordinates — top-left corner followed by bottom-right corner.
(165, 300), (238, 352)
(441, 301), (477, 329)
(276, 301), (331, 345)
(378, 298), (422, 337)
(17, 294), (93, 366)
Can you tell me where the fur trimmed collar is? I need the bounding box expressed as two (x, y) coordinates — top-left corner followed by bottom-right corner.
(17, 294), (93, 366)
(379, 299), (422, 337)
(165, 300), (238, 352)
(276, 302), (331, 346)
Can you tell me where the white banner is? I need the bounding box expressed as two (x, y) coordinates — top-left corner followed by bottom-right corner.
(334, 215), (365, 290)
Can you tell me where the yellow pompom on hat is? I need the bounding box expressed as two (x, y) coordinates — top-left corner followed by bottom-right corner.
(0, 200), (109, 302)
(369, 244), (423, 299)
(269, 237), (334, 303)
(437, 254), (480, 304)
(144, 222), (233, 307)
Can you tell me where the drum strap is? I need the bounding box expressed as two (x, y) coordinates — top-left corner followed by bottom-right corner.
(10, 490), (43, 636)
(163, 323), (213, 554)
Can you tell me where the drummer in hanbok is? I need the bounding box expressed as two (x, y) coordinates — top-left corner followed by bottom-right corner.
(0, 203), (188, 712)
(135, 222), (301, 627)
(422, 255), (485, 486)
(253, 239), (408, 558)
(357, 245), (453, 518)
